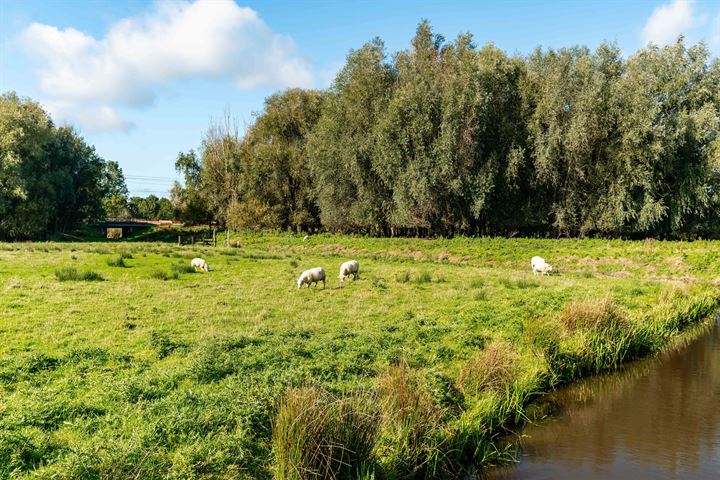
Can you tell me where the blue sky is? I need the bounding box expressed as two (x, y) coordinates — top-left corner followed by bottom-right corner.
(2, 0), (719, 197)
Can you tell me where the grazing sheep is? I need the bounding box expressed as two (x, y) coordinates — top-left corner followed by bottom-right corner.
(190, 257), (209, 272)
(338, 260), (359, 282)
(531, 256), (552, 276)
(303, 235), (310, 241)
(297, 267), (326, 289)
(537, 262), (553, 276)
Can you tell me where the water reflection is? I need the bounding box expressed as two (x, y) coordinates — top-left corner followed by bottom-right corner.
(484, 320), (720, 480)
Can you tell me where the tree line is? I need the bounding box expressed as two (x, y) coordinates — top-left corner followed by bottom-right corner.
(174, 21), (720, 238)
(0, 93), (182, 240)
(0, 92), (132, 240)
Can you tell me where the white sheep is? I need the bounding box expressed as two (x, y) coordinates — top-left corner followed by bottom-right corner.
(537, 262), (553, 276)
(531, 256), (552, 276)
(303, 235), (310, 241)
(338, 260), (359, 282)
(190, 257), (209, 272)
(297, 267), (326, 289)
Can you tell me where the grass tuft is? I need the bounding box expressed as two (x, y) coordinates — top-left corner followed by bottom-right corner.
(54, 267), (104, 282)
(457, 340), (517, 396)
(170, 263), (195, 275)
(559, 297), (627, 333)
(272, 386), (379, 480)
(375, 363), (446, 475)
(150, 269), (180, 281)
(106, 255), (127, 267)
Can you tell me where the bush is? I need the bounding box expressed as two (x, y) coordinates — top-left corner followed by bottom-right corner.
(55, 267), (104, 282)
(272, 386), (379, 480)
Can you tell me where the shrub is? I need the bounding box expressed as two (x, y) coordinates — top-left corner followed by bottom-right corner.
(106, 255), (126, 267)
(272, 386), (379, 480)
(457, 340), (517, 396)
(55, 267), (104, 282)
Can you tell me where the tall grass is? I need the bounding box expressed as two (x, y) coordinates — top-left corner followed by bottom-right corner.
(375, 363), (446, 476)
(558, 297), (627, 333)
(272, 387), (379, 480)
(149, 269), (179, 281)
(457, 340), (517, 396)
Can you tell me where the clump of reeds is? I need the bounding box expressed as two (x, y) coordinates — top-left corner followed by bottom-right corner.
(272, 386), (379, 480)
(375, 363), (446, 476)
(558, 297), (627, 333)
(456, 340), (517, 396)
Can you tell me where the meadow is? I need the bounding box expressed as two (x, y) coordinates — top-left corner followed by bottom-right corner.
(1, 232), (719, 479)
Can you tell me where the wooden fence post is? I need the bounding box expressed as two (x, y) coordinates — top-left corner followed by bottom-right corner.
(213, 228), (217, 247)
(178, 235), (181, 246)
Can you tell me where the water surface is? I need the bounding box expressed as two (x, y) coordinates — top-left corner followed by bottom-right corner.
(484, 319), (720, 480)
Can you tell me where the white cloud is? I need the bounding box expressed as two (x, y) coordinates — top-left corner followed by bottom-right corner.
(642, 0), (695, 46)
(711, 13), (720, 51)
(20, 0), (314, 132)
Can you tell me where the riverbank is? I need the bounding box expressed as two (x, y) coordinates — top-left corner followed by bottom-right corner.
(1, 234), (718, 478)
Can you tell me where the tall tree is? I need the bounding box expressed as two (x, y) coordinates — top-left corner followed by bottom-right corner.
(308, 38), (396, 233)
(230, 89), (325, 231)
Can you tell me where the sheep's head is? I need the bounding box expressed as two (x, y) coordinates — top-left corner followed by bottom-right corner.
(543, 264), (553, 273)
(297, 277), (304, 289)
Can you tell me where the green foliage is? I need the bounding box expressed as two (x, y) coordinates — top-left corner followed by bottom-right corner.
(170, 262), (195, 275)
(0, 92), (128, 239)
(171, 23), (720, 238)
(128, 195), (174, 220)
(149, 269), (179, 281)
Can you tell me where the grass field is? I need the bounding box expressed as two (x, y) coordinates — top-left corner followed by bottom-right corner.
(1, 233), (719, 479)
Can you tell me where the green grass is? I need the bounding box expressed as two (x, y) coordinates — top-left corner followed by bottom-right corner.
(54, 266), (104, 281)
(1, 233), (719, 478)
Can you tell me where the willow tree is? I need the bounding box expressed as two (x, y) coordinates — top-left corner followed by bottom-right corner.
(308, 38), (396, 233)
(606, 39), (720, 235)
(229, 88), (325, 231)
(523, 43), (624, 235)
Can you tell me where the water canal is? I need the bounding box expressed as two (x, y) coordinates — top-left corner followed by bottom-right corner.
(484, 318), (720, 480)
